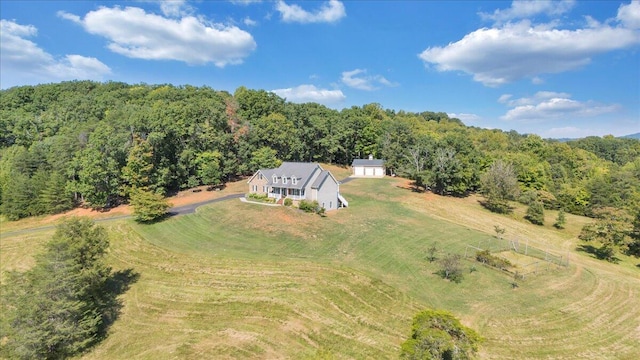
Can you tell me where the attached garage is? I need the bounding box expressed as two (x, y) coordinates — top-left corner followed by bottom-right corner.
(351, 156), (385, 178)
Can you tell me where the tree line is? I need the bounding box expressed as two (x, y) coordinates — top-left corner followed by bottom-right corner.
(1, 81), (638, 229)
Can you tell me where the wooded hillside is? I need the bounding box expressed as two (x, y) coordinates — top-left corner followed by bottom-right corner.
(1, 81), (638, 222)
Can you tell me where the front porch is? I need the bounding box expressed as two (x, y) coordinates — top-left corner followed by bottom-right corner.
(268, 187), (306, 201)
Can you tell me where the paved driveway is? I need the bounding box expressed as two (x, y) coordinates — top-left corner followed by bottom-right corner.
(3, 177), (357, 236)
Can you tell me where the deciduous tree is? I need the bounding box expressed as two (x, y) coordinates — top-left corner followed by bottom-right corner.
(401, 309), (481, 360)
(480, 160), (519, 213)
(129, 188), (170, 223)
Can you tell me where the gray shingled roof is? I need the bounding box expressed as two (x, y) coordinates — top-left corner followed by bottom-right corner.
(352, 159), (385, 166)
(311, 170), (330, 189)
(260, 162), (321, 190)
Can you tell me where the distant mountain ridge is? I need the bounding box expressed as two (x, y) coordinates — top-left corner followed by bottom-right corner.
(621, 132), (640, 139)
(554, 132), (640, 142)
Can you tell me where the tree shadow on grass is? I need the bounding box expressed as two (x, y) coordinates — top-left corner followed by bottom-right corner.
(576, 244), (620, 264)
(97, 268), (140, 339)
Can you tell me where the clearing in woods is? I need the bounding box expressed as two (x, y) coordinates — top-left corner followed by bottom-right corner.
(1, 171), (639, 359)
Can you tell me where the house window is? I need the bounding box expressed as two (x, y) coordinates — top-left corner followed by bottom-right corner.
(283, 176), (288, 184)
(252, 185), (257, 192)
(263, 186), (268, 192)
(292, 177), (297, 185)
(273, 175), (278, 183)
(258, 173), (263, 180)
(330, 201), (332, 209)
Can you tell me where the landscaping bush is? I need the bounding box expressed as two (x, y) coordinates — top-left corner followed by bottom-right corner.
(247, 193), (268, 201)
(284, 198), (293, 206)
(298, 200), (325, 215)
(298, 200), (319, 213)
(476, 250), (512, 269)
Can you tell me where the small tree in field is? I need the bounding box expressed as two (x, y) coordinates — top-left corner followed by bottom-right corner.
(130, 188), (170, 223)
(554, 209), (566, 229)
(494, 225), (506, 239)
(438, 254), (464, 283)
(525, 201), (545, 225)
(427, 242), (439, 262)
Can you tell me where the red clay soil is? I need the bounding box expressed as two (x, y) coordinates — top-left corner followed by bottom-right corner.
(42, 184), (246, 224)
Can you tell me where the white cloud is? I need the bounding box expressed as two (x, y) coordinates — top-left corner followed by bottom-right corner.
(480, 0), (576, 24)
(419, 19), (640, 87)
(618, 0), (640, 29)
(271, 84), (345, 105)
(230, 0), (262, 5)
(243, 17), (257, 26)
(276, 0), (346, 24)
(159, 0), (192, 17)
(341, 69), (397, 91)
(447, 113), (481, 124)
(499, 91), (620, 122)
(59, 6), (256, 67)
(0, 19), (111, 88)
(498, 94), (513, 104)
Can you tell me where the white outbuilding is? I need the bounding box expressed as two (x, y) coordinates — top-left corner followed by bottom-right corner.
(351, 155), (385, 177)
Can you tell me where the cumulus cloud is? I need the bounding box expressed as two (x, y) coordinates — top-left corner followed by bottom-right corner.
(480, 0), (575, 24)
(271, 84), (345, 105)
(341, 69), (397, 91)
(276, 0), (346, 23)
(618, 0), (640, 29)
(59, 6), (256, 67)
(499, 91), (620, 122)
(0, 19), (111, 88)
(420, 2), (640, 86)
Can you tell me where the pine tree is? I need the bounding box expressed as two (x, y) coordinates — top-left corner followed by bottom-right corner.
(554, 209), (566, 229)
(2, 218), (111, 359)
(525, 201), (545, 225)
(0, 171), (33, 220)
(39, 171), (73, 214)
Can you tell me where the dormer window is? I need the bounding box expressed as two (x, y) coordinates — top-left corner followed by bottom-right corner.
(273, 175), (278, 183)
(282, 176), (288, 184)
(292, 176), (298, 185)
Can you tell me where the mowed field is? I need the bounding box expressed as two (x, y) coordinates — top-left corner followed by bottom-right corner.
(2, 168), (639, 359)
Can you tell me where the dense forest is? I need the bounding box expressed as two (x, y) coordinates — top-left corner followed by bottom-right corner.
(1, 81), (638, 246)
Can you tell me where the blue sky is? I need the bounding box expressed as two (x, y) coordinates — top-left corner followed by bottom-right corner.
(1, 0), (639, 138)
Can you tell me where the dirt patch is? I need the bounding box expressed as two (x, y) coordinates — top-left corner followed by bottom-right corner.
(168, 186), (229, 207)
(274, 210), (294, 224)
(24, 181), (248, 226)
(43, 205), (132, 224)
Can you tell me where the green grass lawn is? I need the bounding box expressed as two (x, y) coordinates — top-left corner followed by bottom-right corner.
(2, 177), (639, 359)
